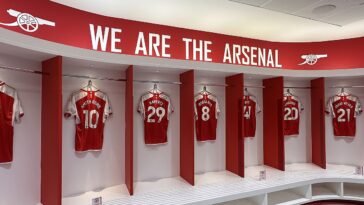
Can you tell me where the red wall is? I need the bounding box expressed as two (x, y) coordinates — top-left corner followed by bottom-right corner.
(125, 66), (134, 194)
(263, 77), (284, 171)
(226, 74), (244, 176)
(311, 78), (326, 169)
(180, 70), (195, 185)
(41, 56), (63, 205)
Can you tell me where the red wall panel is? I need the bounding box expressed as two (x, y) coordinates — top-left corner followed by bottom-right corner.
(263, 77), (284, 171)
(226, 74), (244, 177)
(125, 66), (134, 195)
(180, 70), (195, 185)
(41, 56), (62, 205)
(311, 78), (326, 169)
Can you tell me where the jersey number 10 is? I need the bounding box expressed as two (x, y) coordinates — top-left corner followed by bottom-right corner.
(83, 110), (99, 129)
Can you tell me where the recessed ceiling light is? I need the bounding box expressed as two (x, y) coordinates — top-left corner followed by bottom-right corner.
(312, 4), (337, 15)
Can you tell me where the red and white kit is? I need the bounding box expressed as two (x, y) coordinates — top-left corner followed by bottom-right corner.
(242, 95), (261, 138)
(326, 93), (362, 137)
(0, 82), (24, 163)
(65, 89), (112, 151)
(194, 92), (220, 141)
(138, 91), (174, 144)
(283, 94), (304, 136)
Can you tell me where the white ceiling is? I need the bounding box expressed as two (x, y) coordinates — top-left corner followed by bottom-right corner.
(52, 0), (364, 42)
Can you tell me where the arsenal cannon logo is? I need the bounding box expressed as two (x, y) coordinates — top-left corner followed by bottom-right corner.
(0, 9), (55, 32)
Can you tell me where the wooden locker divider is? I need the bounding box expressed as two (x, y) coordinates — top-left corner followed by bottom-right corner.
(41, 56), (63, 205)
(180, 70), (195, 185)
(311, 78), (326, 169)
(226, 74), (244, 177)
(125, 66), (134, 195)
(263, 77), (284, 171)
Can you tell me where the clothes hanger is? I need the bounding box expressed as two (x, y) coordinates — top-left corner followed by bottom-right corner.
(151, 83), (161, 94)
(244, 88), (249, 96)
(202, 85), (211, 95)
(83, 80), (98, 91)
(338, 87), (348, 96)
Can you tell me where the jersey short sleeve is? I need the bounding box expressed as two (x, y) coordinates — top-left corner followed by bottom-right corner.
(326, 97), (334, 116)
(298, 98), (304, 112)
(167, 95), (174, 119)
(13, 91), (24, 123)
(254, 96), (261, 113)
(103, 95), (112, 122)
(355, 97), (362, 116)
(215, 96), (220, 118)
(65, 94), (77, 118)
(137, 94), (147, 118)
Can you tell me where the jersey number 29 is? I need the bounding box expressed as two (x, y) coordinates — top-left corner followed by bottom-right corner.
(147, 106), (166, 123)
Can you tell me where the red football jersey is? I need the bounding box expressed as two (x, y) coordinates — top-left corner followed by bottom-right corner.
(0, 82), (24, 163)
(65, 89), (112, 151)
(138, 91), (173, 144)
(242, 95), (261, 138)
(283, 94), (304, 136)
(194, 92), (220, 141)
(326, 94), (362, 137)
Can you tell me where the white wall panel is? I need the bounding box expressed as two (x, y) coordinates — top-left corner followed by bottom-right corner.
(244, 79), (264, 167)
(62, 66), (125, 196)
(0, 55), (41, 205)
(133, 70), (180, 181)
(284, 80), (312, 164)
(325, 77), (364, 166)
(194, 75), (226, 174)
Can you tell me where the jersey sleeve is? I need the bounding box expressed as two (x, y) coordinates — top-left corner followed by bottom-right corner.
(253, 96), (261, 113)
(168, 96), (174, 116)
(215, 97), (220, 118)
(137, 96), (146, 119)
(355, 97), (362, 116)
(326, 97), (334, 117)
(13, 91), (24, 123)
(194, 97), (198, 119)
(64, 94), (77, 118)
(299, 98), (304, 112)
(103, 94), (112, 121)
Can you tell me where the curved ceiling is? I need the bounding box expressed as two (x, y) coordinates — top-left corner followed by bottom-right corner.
(52, 0), (364, 42)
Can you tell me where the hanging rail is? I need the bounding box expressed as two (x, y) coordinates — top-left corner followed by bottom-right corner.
(63, 73), (126, 82)
(284, 86), (311, 89)
(0, 65), (45, 75)
(245, 85), (265, 89)
(195, 83), (228, 87)
(329, 85), (364, 88)
(134, 79), (182, 85)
